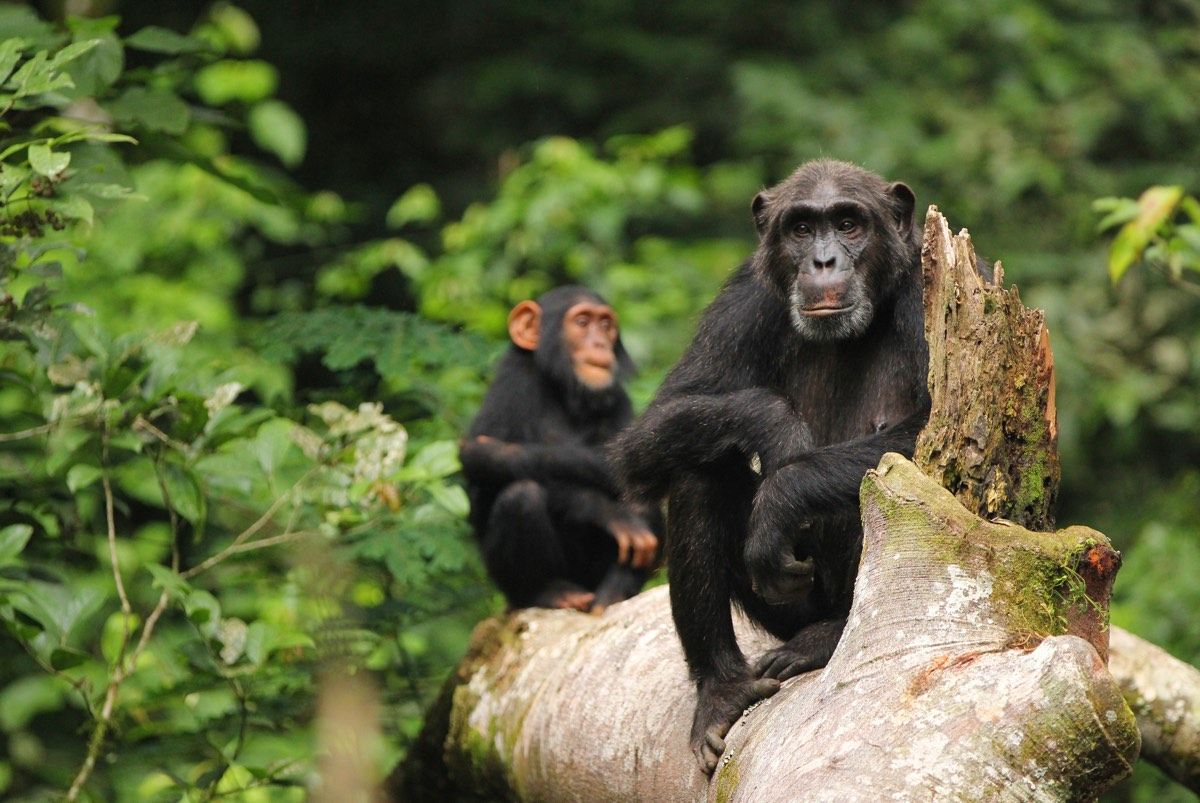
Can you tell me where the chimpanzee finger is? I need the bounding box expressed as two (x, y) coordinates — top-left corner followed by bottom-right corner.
(612, 530), (631, 564)
(774, 659), (809, 682)
(633, 531), (657, 568)
(756, 652), (789, 679)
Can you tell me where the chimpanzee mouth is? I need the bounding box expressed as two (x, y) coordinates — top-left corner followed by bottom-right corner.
(800, 305), (853, 317)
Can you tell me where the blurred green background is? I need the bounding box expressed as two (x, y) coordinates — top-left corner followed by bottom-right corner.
(1, 0), (1198, 799)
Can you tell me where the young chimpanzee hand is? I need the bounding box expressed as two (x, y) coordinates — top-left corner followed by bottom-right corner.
(608, 514), (658, 569)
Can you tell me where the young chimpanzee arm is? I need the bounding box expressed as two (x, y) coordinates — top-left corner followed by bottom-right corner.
(459, 438), (621, 497)
(546, 483), (658, 570)
(744, 405), (928, 603)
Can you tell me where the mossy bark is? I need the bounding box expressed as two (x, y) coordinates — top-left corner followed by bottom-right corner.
(914, 208), (1059, 532)
(911, 209), (1200, 793)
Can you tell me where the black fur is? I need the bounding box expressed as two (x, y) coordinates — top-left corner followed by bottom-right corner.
(612, 160), (933, 772)
(461, 286), (658, 610)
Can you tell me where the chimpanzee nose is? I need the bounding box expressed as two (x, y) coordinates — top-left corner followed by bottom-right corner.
(813, 255), (836, 270)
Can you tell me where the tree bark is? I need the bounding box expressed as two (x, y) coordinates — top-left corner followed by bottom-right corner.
(396, 209), (1199, 800)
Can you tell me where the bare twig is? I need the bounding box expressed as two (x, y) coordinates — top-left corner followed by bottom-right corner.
(182, 530), (320, 579)
(180, 466), (320, 580)
(0, 422), (53, 442)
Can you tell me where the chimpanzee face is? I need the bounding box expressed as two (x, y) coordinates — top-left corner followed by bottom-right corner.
(751, 161), (916, 342)
(561, 301), (619, 389)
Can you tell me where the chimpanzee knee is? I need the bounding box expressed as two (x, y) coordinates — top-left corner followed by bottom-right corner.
(483, 480), (571, 605)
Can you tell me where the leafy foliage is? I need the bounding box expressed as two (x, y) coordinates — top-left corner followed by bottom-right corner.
(2, 1), (1200, 800)
(0, 8), (492, 800)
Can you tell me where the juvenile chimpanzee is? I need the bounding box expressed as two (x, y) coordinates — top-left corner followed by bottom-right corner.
(461, 286), (659, 613)
(613, 160), (941, 772)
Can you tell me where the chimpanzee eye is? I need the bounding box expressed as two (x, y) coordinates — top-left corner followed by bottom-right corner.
(575, 315), (590, 328)
(793, 222), (812, 237)
(838, 218), (857, 233)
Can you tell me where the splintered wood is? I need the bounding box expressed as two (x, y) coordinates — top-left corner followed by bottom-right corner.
(914, 207), (1060, 531)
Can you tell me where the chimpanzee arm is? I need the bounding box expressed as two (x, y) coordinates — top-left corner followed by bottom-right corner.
(546, 484), (659, 569)
(611, 265), (807, 503)
(459, 438), (620, 496)
(613, 388), (810, 503)
(744, 406), (927, 603)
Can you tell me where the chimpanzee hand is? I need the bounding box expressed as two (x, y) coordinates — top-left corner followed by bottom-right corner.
(691, 674), (780, 774)
(745, 466), (816, 605)
(752, 617), (846, 681)
(608, 514), (658, 569)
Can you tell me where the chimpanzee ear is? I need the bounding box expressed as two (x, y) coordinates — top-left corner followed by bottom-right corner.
(886, 182), (916, 234)
(507, 300), (541, 351)
(752, 191), (773, 234)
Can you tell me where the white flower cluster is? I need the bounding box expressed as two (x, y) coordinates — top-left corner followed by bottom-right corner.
(308, 401), (409, 485)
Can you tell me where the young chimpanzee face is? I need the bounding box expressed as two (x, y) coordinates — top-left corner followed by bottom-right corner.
(562, 301), (619, 389)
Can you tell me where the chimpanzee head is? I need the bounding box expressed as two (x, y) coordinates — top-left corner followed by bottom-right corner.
(507, 285), (635, 416)
(750, 160), (919, 341)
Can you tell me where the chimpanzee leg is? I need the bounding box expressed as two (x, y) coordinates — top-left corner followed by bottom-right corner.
(483, 480), (592, 610)
(590, 564), (648, 613)
(668, 471), (780, 774)
(740, 516), (859, 681)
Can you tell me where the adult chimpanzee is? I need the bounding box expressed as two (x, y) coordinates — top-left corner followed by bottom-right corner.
(461, 286), (660, 613)
(613, 160), (937, 773)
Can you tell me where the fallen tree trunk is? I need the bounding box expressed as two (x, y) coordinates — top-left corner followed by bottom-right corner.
(398, 458), (1137, 801)
(1109, 627), (1200, 790)
(396, 209), (1200, 799)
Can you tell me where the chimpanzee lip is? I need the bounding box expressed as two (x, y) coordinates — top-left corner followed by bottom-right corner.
(800, 304), (852, 317)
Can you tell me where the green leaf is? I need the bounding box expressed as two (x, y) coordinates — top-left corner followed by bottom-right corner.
(27, 143), (70, 176)
(145, 564), (191, 600)
(163, 463), (206, 526)
(248, 99), (306, 167)
(0, 38), (24, 86)
(194, 59), (278, 105)
(251, 417), (296, 478)
(427, 483), (470, 517)
(0, 525), (33, 566)
(1109, 186), (1185, 283)
(101, 611), (139, 665)
(125, 26), (208, 55)
(0, 5), (55, 46)
(105, 87), (190, 134)
(184, 589), (221, 636)
(48, 39), (100, 69)
(7, 49), (47, 91)
(1181, 196), (1200, 226)
(387, 184), (441, 228)
(207, 4), (261, 54)
(243, 620), (275, 665)
(66, 464), (102, 493)
(405, 440), (460, 479)
(56, 194), (93, 225)
(49, 647), (89, 671)
(63, 34), (123, 96)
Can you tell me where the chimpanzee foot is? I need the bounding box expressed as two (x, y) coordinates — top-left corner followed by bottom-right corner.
(691, 676), (780, 774)
(753, 617), (847, 681)
(532, 581), (595, 612)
